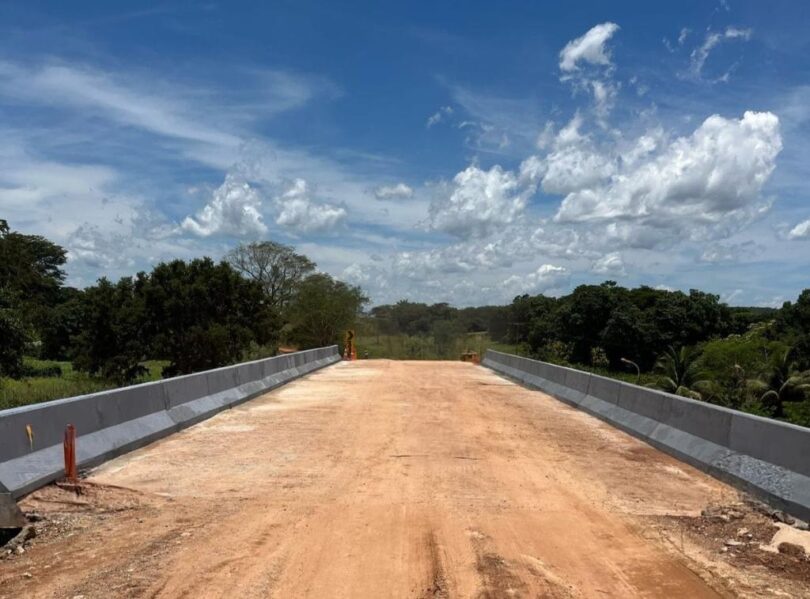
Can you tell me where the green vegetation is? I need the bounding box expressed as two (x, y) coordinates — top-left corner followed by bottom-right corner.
(354, 331), (516, 361)
(355, 284), (810, 427)
(502, 283), (810, 427)
(225, 241), (316, 311)
(2, 218), (809, 427)
(286, 274), (368, 348)
(0, 222), (365, 408)
(652, 346), (710, 400)
(354, 302), (515, 360)
(0, 358), (168, 411)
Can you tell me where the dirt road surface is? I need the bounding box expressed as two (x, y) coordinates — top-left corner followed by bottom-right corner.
(2, 360), (808, 597)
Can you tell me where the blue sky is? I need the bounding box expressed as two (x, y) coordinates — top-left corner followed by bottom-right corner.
(1, 1), (809, 307)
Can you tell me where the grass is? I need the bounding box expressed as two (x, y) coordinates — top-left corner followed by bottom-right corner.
(0, 358), (168, 411)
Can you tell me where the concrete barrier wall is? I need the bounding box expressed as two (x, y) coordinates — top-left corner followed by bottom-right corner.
(483, 350), (810, 521)
(0, 346), (340, 499)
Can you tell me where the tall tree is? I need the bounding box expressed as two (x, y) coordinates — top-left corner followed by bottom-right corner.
(225, 241), (315, 311)
(0, 219), (67, 333)
(506, 293), (558, 349)
(0, 290), (26, 378)
(70, 259), (279, 380)
(0, 220), (68, 375)
(40, 287), (84, 360)
(71, 278), (147, 384)
(777, 290), (810, 369)
(286, 273), (367, 349)
(554, 282), (620, 364)
(141, 258), (278, 376)
(600, 302), (654, 369)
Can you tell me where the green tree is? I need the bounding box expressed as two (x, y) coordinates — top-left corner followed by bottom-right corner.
(142, 259), (278, 376)
(777, 289), (810, 370)
(71, 259), (278, 380)
(40, 287), (85, 360)
(748, 347), (810, 418)
(486, 306), (510, 342)
(600, 302), (654, 369)
(71, 278), (147, 384)
(554, 282), (620, 364)
(0, 291), (27, 378)
(680, 289), (731, 346)
(512, 293), (557, 349)
(286, 273), (367, 349)
(778, 289), (810, 334)
(652, 346), (710, 400)
(388, 301), (433, 336)
(225, 241), (315, 311)
(0, 219), (67, 331)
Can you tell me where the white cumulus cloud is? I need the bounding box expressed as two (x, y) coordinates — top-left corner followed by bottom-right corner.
(559, 22), (620, 72)
(592, 252), (626, 276)
(275, 178), (346, 233)
(559, 23), (621, 120)
(182, 174), (267, 237)
(555, 111), (782, 238)
(535, 115), (616, 195)
(788, 219), (810, 240)
(429, 164), (534, 239)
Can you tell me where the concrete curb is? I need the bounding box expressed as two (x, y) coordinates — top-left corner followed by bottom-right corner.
(0, 346), (340, 499)
(483, 350), (810, 521)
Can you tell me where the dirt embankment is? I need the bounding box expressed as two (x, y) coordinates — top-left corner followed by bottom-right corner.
(2, 360), (809, 598)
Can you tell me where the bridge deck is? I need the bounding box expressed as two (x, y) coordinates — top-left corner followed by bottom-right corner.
(1, 360), (803, 597)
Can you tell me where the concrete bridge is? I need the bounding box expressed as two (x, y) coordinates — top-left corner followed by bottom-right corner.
(1, 350), (809, 597)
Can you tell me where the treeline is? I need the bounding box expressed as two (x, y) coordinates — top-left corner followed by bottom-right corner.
(503, 282), (810, 425)
(363, 286), (769, 362)
(365, 285), (761, 366)
(3, 219), (809, 425)
(366, 302), (507, 356)
(505, 282), (762, 369)
(364, 282), (810, 426)
(0, 220), (366, 385)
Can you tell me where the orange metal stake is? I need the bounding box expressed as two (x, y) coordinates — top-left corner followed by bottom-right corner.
(63, 424), (77, 483)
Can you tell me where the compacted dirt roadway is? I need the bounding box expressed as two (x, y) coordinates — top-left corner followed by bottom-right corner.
(2, 360), (807, 597)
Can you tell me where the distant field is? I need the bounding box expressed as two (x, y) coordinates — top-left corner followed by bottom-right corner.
(353, 332), (519, 361)
(0, 358), (167, 411)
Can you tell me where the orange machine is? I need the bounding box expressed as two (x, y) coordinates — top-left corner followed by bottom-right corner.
(344, 330), (357, 360)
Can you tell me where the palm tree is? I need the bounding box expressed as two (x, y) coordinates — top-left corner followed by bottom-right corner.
(748, 347), (810, 418)
(652, 345), (710, 400)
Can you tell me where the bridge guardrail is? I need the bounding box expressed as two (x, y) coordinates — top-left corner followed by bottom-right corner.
(0, 346), (340, 499)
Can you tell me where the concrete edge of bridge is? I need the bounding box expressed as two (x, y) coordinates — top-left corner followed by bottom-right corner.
(0, 481), (25, 529)
(0, 346), (341, 504)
